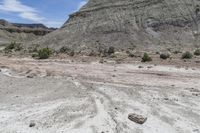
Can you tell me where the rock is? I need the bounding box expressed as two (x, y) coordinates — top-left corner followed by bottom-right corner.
(195, 61), (200, 64)
(26, 73), (37, 78)
(138, 66), (143, 69)
(112, 75), (116, 77)
(164, 98), (169, 100)
(147, 66), (153, 69)
(27, 75), (34, 78)
(128, 113), (147, 124)
(99, 59), (104, 64)
(193, 129), (199, 132)
(29, 121), (36, 127)
(192, 93), (199, 96)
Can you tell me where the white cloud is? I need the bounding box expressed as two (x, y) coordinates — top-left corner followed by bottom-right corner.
(0, 0), (44, 22)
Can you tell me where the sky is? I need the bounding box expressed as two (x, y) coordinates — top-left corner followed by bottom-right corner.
(0, 0), (88, 28)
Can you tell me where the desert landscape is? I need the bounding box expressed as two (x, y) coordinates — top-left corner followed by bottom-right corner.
(0, 0), (200, 132)
(0, 55), (200, 133)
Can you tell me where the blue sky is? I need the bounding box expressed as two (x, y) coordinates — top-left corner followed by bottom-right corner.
(0, 0), (87, 27)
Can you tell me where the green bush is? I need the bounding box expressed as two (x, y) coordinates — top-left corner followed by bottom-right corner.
(59, 46), (70, 53)
(59, 46), (75, 56)
(194, 49), (200, 56)
(5, 42), (15, 50)
(160, 53), (170, 60)
(37, 48), (52, 59)
(4, 41), (23, 52)
(182, 51), (193, 59)
(142, 53), (152, 62)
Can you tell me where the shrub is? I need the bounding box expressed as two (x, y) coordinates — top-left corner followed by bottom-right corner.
(126, 51), (135, 57)
(173, 50), (182, 54)
(160, 53), (170, 60)
(194, 49), (200, 56)
(5, 42), (15, 50)
(59, 46), (70, 53)
(37, 48), (52, 59)
(4, 41), (23, 52)
(107, 46), (115, 55)
(14, 43), (23, 51)
(59, 46), (75, 56)
(182, 51), (193, 59)
(142, 53), (152, 62)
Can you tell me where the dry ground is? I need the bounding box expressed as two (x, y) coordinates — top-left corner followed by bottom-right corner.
(0, 56), (200, 133)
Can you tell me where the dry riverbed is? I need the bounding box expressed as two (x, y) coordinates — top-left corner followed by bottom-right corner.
(0, 56), (200, 133)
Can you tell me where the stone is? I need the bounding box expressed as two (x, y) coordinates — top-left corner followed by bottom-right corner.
(147, 66), (153, 69)
(29, 121), (36, 127)
(128, 113), (147, 124)
(26, 73), (37, 78)
(138, 66), (143, 68)
(27, 75), (34, 78)
(99, 58), (104, 64)
(164, 98), (169, 101)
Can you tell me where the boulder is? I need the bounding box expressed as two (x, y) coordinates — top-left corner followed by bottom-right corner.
(128, 113), (147, 124)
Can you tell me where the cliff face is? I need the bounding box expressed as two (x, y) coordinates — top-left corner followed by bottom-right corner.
(35, 0), (200, 53)
(0, 19), (55, 36)
(0, 19), (56, 44)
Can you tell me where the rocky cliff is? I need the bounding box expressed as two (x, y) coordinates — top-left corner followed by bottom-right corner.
(0, 19), (55, 44)
(34, 0), (200, 53)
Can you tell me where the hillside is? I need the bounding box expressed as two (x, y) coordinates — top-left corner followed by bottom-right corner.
(0, 19), (55, 44)
(33, 0), (200, 54)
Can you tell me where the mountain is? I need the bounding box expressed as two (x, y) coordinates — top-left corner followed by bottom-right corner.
(11, 23), (48, 29)
(0, 19), (56, 44)
(33, 0), (200, 54)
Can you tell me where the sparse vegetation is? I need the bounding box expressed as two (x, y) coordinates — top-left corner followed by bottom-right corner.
(181, 51), (193, 59)
(107, 46), (115, 55)
(126, 50), (135, 57)
(37, 48), (52, 59)
(99, 47), (115, 57)
(194, 49), (200, 56)
(142, 53), (152, 62)
(173, 50), (182, 54)
(4, 41), (23, 53)
(59, 46), (74, 56)
(160, 53), (170, 60)
(59, 46), (70, 53)
(28, 44), (40, 53)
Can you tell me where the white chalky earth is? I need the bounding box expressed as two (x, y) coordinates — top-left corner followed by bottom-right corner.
(0, 57), (200, 133)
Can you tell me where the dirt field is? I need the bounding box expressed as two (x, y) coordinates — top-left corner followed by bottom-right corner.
(0, 56), (200, 133)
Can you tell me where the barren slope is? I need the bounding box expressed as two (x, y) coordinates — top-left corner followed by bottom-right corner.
(34, 0), (200, 53)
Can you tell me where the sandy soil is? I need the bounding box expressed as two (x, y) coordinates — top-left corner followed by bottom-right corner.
(0, 56), (200, 133)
